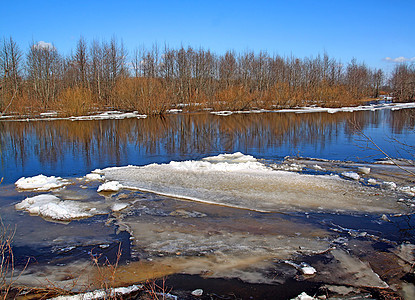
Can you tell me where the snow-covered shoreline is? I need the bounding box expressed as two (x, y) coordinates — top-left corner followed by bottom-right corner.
(0, 110), (147, 122)
(1, 101), (414, 121)
(210, 101), (415, 116)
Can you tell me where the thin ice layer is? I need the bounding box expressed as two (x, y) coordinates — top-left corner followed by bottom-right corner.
(103, 153), (406, 213)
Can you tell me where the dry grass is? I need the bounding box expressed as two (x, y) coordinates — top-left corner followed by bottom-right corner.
(0, 216), (30, 300)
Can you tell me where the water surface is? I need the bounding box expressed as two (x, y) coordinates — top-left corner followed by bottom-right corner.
(1, 109), (415, 299)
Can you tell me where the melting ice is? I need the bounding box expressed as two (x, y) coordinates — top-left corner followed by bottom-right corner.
(103, 152), (409, 214)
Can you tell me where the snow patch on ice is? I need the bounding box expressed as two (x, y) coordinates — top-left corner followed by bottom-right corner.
(15, 194), (99, 220)
(284, 261), (317, 275)
(15, 175), (70, 191)
(111, 203), (129, 212)
(358, 166), (371, 174)
(50, 284), (143, 300)
(382, 181), (397, 190)
(341, 172), (360, 180)
(398, 186), (415, 197)
(84, 173), (104, 181)
(69, 111), (147, 121)
(202, 152), (259, 164)
(166, 109), (183, 114)
(211, 111), (234, 116)
(97, 181), (123, 192)
(368, 178), (378, 185)
(291, 292), (317, 300)
(272, 163), (304, 172)
(40, 111), (58, 117)
(312, 164), (324, 171)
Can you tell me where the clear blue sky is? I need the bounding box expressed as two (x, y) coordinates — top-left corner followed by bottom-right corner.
(1, 0), (414, 73)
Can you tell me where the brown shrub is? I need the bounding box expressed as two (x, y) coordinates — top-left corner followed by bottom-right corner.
(214, 85), (259, 111)
(58, 87), (95, 117)
(114, 78), (173, 115)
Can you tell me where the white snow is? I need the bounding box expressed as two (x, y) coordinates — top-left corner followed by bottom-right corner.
(8, 111), (148, 122)
(210, 102), (415, 116)
(398, 186), (415, 197)
(368, 178), (378, 185)
(166, 109), (183, 114)
(50, 284), (143, 300)
(15, 194), (98, 220)
(91, 168), (104, 174)
(111, 203), (129, 212)
(15, 175), (70, 191)
(291, 292), (317, 300)
(358, 166), (371, 174)
(191, 289), (203, 296)
(97, 181), (123, 192)
(382, 181), (397, 190)
(300, 265), (317, 275)
(284, 261), (317, 275)
(211, 111), (234, 116)
(69, 111), (147, 121)
(40, 111), (58, 117)
(202, 152), (259, 164)
(341, 172), (360, 180)
(84, 173), (104, 181)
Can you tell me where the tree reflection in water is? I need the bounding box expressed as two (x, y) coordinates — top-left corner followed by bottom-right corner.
(0, 109), (414, 183)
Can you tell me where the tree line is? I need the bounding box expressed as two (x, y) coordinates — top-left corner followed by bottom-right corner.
(0, 36), (413, 116)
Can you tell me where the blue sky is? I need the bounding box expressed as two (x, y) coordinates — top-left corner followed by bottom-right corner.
(1, 0), (414, 73)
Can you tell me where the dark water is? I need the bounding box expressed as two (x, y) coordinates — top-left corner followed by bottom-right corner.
(1, 109), (414, 184)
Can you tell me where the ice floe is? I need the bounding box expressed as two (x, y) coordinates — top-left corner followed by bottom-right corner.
(97, 181), (123, 192)
(84, 173), (104, 181)
(15, 194), (100, 220)
(284, 261), (317, 275)
(111, 203), (129, 212)
(398, 186), (415, 197)
(15, 174), (70, 191)
(382, 181), (397, 190)
(368, 178), (378, 185)
(358, 166), (371, 174)
(341, 171), (360, 180)
(102, 153), (407, 213)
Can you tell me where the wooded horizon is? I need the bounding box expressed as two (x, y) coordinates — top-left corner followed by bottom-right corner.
(1, 36), (414, 116)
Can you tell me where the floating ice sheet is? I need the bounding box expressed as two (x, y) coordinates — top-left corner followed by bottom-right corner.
(103, 153), (407, 213)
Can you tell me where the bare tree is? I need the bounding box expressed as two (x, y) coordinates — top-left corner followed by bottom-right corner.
(391, 63), (415, 102)
(0, 37), (23, 114)
(74, 36), (89, 88)
(371, 68), (384, 98)
(90, 39), (104, 102)
(26, 41), (62, 109)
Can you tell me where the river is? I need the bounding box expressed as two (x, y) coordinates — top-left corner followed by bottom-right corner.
(0, 108), (414, 299)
